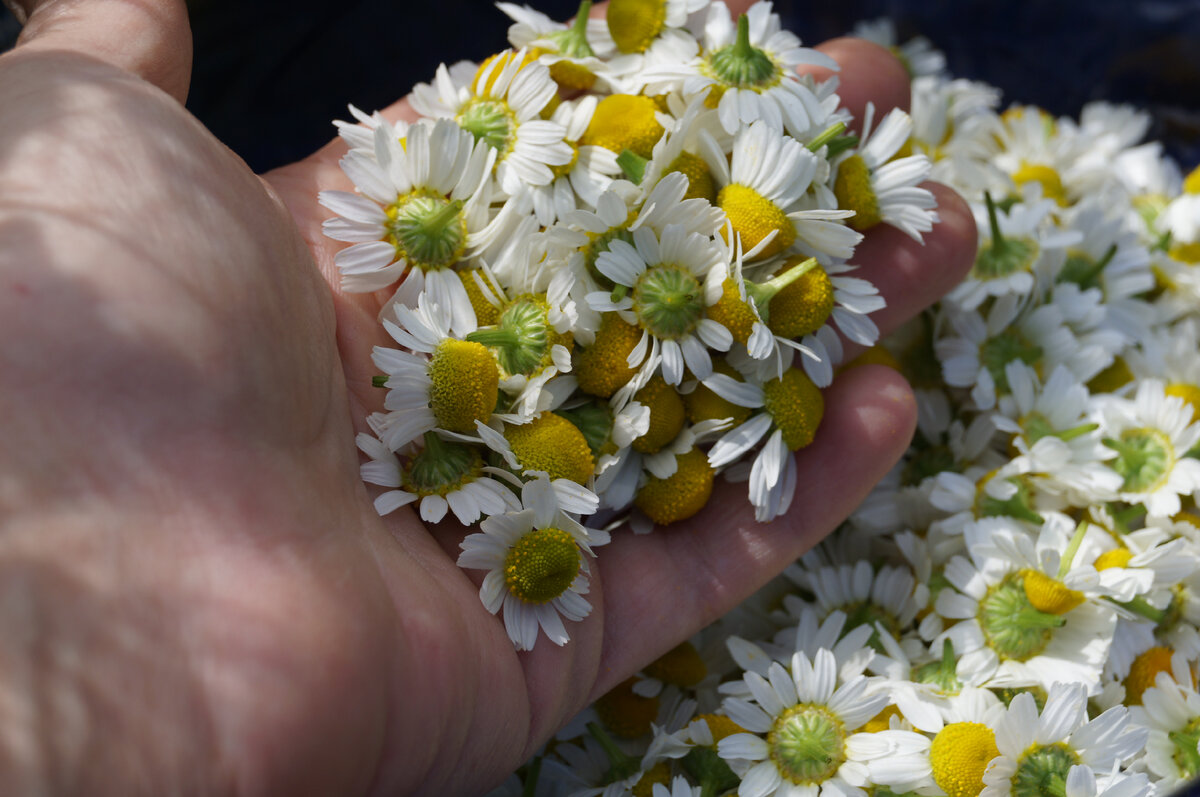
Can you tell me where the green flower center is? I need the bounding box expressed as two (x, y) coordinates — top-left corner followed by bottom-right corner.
(1105, 427), (1174, 493)
(503, 526), (582, 604)
(705, 15), (780, 88)
(633, 264), (704, 340)
(975, 473), (1044, 524)
(768, 704), (847, 785)
(457, 98), (517, 156)
(1012, 743), (1079, 797)
(978, 573), (1065, 662)
(1058, 245), (1116, 292)
(386, 192), (468, 270)
(402, 432), (485, 497)
(468, 296), (567, 377)
(1170, 717), (1200, 779)
(585, 225), (636, 285)
(979, 330), (1043, 393)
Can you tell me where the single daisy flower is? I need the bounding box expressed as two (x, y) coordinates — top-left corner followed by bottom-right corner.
(457, 473), (607, 650)
(410, 48), (575, 195)
(319, 118), (498, 323)
(587, 223), (734, 386)
(832, 104), (939, 242)
(497, 0), (619, 94)
(704, 364), (824, 521)
(716, 647), (891, 797)
(368, 294), (498, 451)
(982, 682), (1148, 797)
(700, 119), (862, 264)
(1094, 379), (1200, 518)
(640, 3), (838, 139)
(1130, 653), (1200, 790)
(356, 430), (519, 524)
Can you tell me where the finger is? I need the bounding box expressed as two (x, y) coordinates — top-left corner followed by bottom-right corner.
(5, 0), (192, 103)
(799, 37), (912, 131)
(588, 363), (916, 697)
(841, 182), (977, 362)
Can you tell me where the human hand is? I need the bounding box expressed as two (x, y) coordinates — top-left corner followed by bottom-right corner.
(0, 1), (975, 794)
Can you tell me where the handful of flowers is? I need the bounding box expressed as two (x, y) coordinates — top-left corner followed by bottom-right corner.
(323, 2), (1200, 795)
(324, 0), (933, 651)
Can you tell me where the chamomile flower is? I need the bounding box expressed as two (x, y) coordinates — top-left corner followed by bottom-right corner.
(1094, 379), (1200, 518)
(319, 118), (497, 316)
(945, 193), (1080, 312)
(635, 94), (727, 204)
(356, 430), (519, 524)
(832, 105), (939, 242)
(457, 473), (607, 650)
(368, 294), (497, 451)
(410, 48), (574, 195)
(701, 119), (862, 264)
(497, 0), (618, 93)
(1131, 655), (1200, 789)
(587, 223), (734, 386)
(704, 364), (824, 521)
(982, 682), (1148, 797)
(638, 2), (838, 138)
(716, 647), (890, 797)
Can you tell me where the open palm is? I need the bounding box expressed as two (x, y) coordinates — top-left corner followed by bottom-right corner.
(0, 1), (974, 794)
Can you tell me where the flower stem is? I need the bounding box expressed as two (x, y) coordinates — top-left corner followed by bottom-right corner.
(1057, 520), (1088, 580)
(984, 191), (1008, 253)
(466, 327), (521, 348)
(807, 121), (847, 152)
(1112, 595), (1166, 623)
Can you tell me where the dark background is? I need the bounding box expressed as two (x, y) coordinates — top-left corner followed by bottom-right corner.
(2, 0), (1199, 172)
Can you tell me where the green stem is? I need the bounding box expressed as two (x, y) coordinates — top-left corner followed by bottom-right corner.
(941, 637), (956, 671)
(422, 430), (450, 458)
(611, 283), (629, 303)
(745, 257), (818, 315)
(586, 721), (639, 781)
(1112, 595), (1166, 623)
(1054, 422), (1098, 442)
(1017, 607), (1067, 630)
(731, 14), (754, 60)
(807, 121), (847, 152)
(1075, 244), (1118, 286)
(571, 0), (592, 35)
(984, 191), (1009, 254)
(521, 757), (542, 797)
(466, 327), (520, 348)
(617, 148), (647, 184)
(372, 374), (389, 388)
(1057, 520), (1088, 580)
(422, 198), (464, 233)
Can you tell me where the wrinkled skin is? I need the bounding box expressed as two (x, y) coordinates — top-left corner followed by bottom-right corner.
(0, 1), (975, 793)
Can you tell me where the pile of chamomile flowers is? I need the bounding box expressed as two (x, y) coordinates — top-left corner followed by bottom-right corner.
(322, 1), (1200, 795)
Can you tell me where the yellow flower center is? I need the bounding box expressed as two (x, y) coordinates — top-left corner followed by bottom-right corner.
(834, 154), (883, 231)
(504, 413), (595, 484)
(861, 705), (902, 734)
(644, 640), (707, 686)
(595, 677), (661, 738)
(580, 94), (665, 158)
(666, 150), (716, 203)
(474, 49), (540, 97)
(1183, 164), (1200, 195)
(706, 278), (758, 344)
(718, 184), (795, 261)
(574, 314), (642, 398)
(696, 713), (746, 744)
(606, 0), (667, 53)
(634, 447), (715, 525)
(1171, 241), (1200, 265)
(1093, 548), (1133, 571)
(503, 526), (581, 604)
(631, 761), (672, 797)
(762, 368), (824, 451)
(685, 358), (753, 425)
(930, 722), (999, 797)
(1087, 357), (1134, 394)
(632, 375), (686, 454)
(1020, 569), (1085, 615)
(549, 59), (598, 93)
(1012, 163), (1068, 206)
(766, 258), (835, 339)
(427, 339), (500, 433)
(1124, 646), (1175, 705)
(1167, 382), (1200, 422)
(456, 268), (502, 327)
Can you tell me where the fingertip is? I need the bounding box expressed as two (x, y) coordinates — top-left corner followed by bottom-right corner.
(828, 364), (917, 458)
(801, 37), (911, 131)
(926, 181), (979, 288)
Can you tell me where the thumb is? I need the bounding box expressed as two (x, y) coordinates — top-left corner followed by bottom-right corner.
(4, 0), (192, 103)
